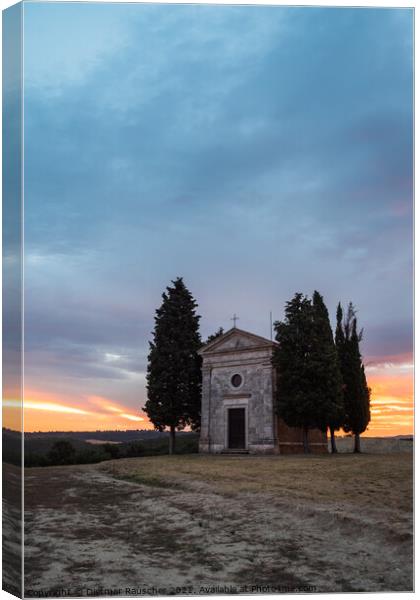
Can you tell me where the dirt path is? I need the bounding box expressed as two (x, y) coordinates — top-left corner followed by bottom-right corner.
(3, 464), (23, 596)
(23, 454), (413, 595)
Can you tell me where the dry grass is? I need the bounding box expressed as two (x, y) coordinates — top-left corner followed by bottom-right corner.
(23, 453), (413, 596)
(103, 453), (412, 506)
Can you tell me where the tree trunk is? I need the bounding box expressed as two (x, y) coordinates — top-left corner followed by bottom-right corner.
(330, 427), (338, 454)
(303, 426), (310, 454)
(169, 426), (176, 455)
(354, 432), (361, 453)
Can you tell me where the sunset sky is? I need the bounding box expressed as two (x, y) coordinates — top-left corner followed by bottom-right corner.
(4, 3), (413, 435)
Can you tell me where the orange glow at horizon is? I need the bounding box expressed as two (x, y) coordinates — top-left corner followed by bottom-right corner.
(3, 390), (150, 432)
(2, 357), (413, 435)
(4, 400), (90, 415)
(362, 358), (413, 437)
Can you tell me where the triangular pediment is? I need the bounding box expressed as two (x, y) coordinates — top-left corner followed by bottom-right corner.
(199, 327), (275, 355)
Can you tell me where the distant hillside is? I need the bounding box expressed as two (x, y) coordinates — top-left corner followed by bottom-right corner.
(2, 428), (199, 467)
(22, 429), (173, 442)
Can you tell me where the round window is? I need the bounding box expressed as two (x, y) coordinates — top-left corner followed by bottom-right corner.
(231, 374), (243, 388)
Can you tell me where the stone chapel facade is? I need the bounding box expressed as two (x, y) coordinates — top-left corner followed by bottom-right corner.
(198, 327), (328, 454)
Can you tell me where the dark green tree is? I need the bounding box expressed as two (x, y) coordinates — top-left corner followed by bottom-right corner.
(47, 440), (76, 465)
(312, 291), (344, 453)
(205, 327), (224, 344)
(272, 293), (316, 453)
(102, 443), (120, 459)
(336, 303), (371, 453)
(144, 278), (202, 454)
(273, 292), (344, 454)
(326, 303), (347, 452)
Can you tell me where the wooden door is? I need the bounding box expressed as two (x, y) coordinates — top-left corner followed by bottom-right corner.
(228, 408), (246, 449)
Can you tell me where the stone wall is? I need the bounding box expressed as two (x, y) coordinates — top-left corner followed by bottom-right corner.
(277, 418), (328, 454)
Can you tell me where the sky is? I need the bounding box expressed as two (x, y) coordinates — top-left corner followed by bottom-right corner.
(4, 2), (413, 435)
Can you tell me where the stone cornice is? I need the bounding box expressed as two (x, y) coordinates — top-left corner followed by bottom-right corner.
(201, 344), (274, 357)
(202, 359), (273, 369)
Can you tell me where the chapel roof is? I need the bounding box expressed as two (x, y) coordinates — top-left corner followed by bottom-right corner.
(199, 326), (276, 355)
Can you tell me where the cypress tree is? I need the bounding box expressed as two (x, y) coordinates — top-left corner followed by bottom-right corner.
(312, 291), (344, 453)
(328, 303), (347, 452)
(272, 293), (316, 453)
(273, 291), (344, 454)
(144, 278), (202, 454)
(357, 363), (371, 452)
(336, 303), (371, 453)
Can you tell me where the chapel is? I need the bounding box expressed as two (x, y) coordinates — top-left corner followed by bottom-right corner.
(198, 327), (328, 454)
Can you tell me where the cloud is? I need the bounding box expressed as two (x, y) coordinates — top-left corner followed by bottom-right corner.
(24, 2), (133, 93)
(9, 400), (90, 415)
(3, 390), (146, 431)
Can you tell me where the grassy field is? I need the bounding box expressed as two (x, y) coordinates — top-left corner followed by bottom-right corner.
(22, 453), (413, 595)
